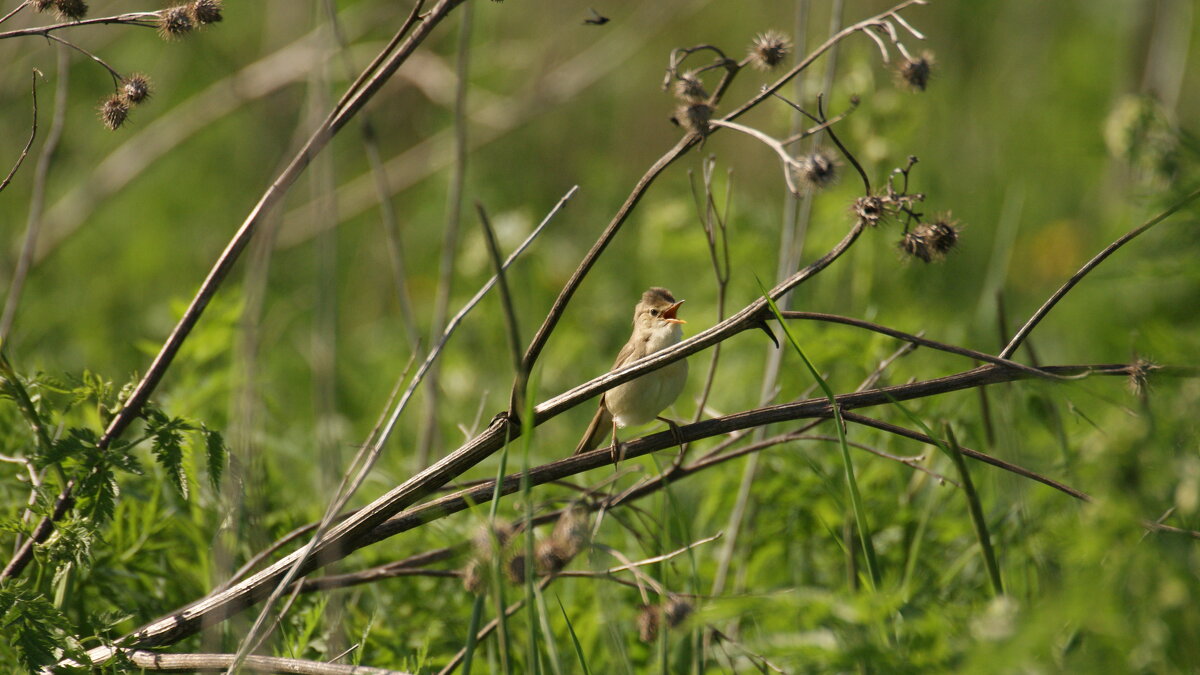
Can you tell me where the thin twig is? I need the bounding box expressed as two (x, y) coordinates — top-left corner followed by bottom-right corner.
(2, 49), (67, 344)
(781, 311), (1077, 380)
(0, 12), (159, 40)
(0, 69), (38, 197)
(999, 185), (1200, 359)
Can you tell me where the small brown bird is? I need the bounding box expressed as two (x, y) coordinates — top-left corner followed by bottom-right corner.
(575, 287), (688, 456)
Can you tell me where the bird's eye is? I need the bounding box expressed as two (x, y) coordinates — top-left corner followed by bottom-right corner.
(650, 308), (659, 316)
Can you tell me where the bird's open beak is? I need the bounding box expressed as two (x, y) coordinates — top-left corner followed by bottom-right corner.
(662, 300), (686, 324)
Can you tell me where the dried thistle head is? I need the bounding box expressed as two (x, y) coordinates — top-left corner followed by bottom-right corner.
(505, 553), (527, 585)
(121, 74), (152, 105)
(899, 228), (933, 263)
(551, 506), (591, 558)
(534, 538), (570, 574)
(673, 71), (709, 103)
(51, 0), (88, 20)
(673, 102), (713, 135)
(899, 219), (960, 263)
(664, 597), (693, 627)
(853, 195), (886, 227)
(98, 95), (129, 130)
(637, 604), (661, 643)
(748, 30), (791, 71)
(926, 216), (961, 255)
(158, 6), (194, 40)
(795, 150), (839, 191)
(898, 51), (935, 91)
(462, 558), (486, 595)
(471, 519), (514, 561)
(189, 0), (223, 24)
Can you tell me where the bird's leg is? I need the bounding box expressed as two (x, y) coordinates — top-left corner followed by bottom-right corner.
(657, 416), (687, 466)
(609, 421), (623, 466)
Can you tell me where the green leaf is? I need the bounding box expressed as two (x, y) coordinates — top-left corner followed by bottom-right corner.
(147, 415), (190, 500)
(201, 424), (227, 490)
(0, 584), (77, 670)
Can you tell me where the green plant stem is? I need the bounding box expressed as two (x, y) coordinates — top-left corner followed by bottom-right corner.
(759, 287), (880, 590)
(944, 423), (1003, 596)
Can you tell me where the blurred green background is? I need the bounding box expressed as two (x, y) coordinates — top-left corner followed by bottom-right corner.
(1, 0), (1199, 671)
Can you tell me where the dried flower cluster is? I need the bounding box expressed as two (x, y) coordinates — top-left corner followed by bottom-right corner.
(158, 1), (223, 40)
(899, 216), (961, 263)
(748, 30), (792, 71)
(898, 51), (935, 91)
(795, 150), (839, 190)
(461, 509), (591, 593)
(673, 71), (709, 103)
(97, 74), (153, 130)
(33, 0), (87, 20)
(637, 596), (694, 643)
(673, 101), (713, 136)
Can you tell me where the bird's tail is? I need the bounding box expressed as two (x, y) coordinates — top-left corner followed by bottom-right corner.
(574, 401), (613, 455)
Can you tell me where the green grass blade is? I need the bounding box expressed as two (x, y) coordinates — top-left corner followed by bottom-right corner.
(884, 396), (1004, 597)
(943, 423), (1004, 596)
(556, 594), (592, 675)
(758, 285), (880, 590)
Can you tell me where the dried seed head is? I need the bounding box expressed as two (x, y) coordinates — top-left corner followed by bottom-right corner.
(637, 604), (661, 643)
(471, 519), (513, 561)
(505, 554), (527, 585)
(551, 506), (590, 558)
(795, 150), (839, 190)
(673, 102), (713, 135)
(535, 538), (571, 575)
(673, 71), (708, 103)
(898, 51), (934, 91)
(664, 597), (693, 627)
(99, 95), (129, 130)
(52, 0), (88, 20)
(158, 6), (194, 40)
(462, 559), (486, 595)
(32, 0), (55, 12)
(121, 74), (152, 105)
(926, 216), (960, 255)
(189, 0), (223, 24)
(748, 30), (791, 71)
(853, 195), (886, 227)
(899, 229), (934, 263)
(899, 219), (959, 263)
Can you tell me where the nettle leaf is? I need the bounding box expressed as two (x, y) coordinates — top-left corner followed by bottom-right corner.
(77, 465), (119, 525)
(148, 415), (191, 500)
(0, 585), (75, 670)
(36, 428), (95, 470)
(42, 519), (96, 571)
(107, 440), (144, 476)
(201, 424), (227, 490)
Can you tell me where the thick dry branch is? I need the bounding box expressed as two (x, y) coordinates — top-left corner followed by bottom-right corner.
(99, 649), (407, 675)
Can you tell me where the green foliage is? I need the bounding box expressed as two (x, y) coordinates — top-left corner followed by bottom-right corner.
(0, 582), (87, 670)
(0, 0), (1198, 672)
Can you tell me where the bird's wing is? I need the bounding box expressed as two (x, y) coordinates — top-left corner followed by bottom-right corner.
(574, 395), (613, 455)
